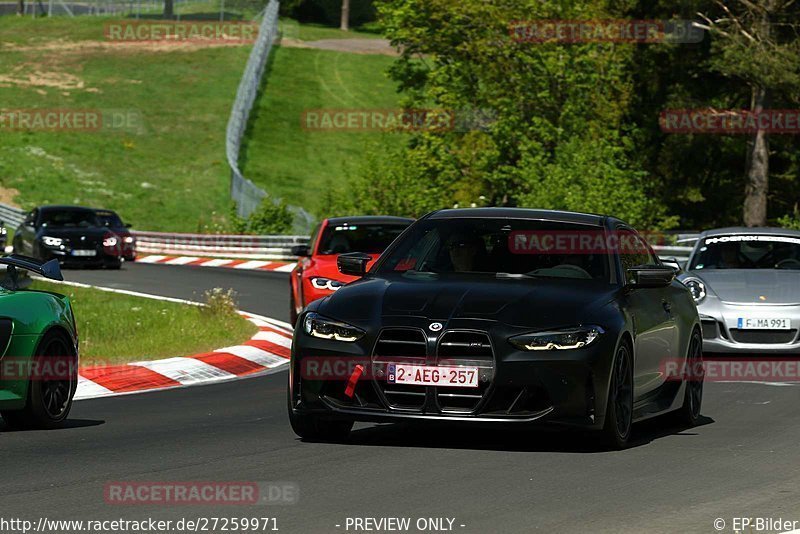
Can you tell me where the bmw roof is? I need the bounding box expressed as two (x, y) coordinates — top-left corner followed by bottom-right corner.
(427, 207), (611, 226)
(325, 216), (415, 226)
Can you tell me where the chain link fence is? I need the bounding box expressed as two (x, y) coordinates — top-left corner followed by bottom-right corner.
(226, 0), (315, 234)
(3, 0), (264, 18)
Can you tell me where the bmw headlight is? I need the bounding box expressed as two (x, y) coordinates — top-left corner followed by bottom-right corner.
(303, 312), (364, 342)
(509, 326), (604, 351)
(310, 277), (344, 291)
(682, 278), (706, 303)
(42, 236), (63, 247)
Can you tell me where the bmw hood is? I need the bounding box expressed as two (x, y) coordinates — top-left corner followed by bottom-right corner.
(315, 275), (618, 329)
(686, 269), (800, 305)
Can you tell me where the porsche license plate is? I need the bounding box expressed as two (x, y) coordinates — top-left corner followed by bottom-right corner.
(387, 364), (479, 388)
(737, 317), (791, 330)
(71, 249), (97, 257)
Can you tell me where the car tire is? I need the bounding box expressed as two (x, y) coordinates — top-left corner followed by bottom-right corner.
(600, 341), (634, 449)
(289, 410), (353, 443)
(106, 259), (122, 270)
(674, 330), (703, 427)
(287, 385), (352, 442)
(0, 331), (76, 430)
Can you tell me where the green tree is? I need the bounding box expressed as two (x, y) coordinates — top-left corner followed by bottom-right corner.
(697, 0), (800, 226)
(371, 0), (675, 228)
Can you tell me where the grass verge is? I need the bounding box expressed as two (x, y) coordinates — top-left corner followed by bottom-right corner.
(0, 16), (252, 232)
(30, 280), (257, 366)
(279, 18), (384, 41)
(239, 45), (399, 215)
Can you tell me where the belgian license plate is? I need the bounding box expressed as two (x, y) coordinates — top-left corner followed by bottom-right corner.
(387, 364), (479, 388)
(737, 317), (791, 330)
(71, 249), (97, 257)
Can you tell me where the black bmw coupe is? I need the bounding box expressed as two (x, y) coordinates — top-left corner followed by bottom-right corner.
(13, 205), (125, 269)
(288, 208), (703, 448)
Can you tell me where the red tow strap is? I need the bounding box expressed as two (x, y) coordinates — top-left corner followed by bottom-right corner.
(344, 364), (365, 398)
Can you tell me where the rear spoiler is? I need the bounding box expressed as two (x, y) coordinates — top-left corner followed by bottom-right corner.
(0, 255), (63, 289)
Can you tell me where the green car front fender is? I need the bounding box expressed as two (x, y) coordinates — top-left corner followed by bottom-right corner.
(0, 289), (78, 411)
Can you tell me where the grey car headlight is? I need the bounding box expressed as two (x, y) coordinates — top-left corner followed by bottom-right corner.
(303, 312), (364, 342)
(682, 278), (706, 303)
(509, 326), (604, 351)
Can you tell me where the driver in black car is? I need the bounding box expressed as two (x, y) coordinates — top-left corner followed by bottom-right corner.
(445, 232), (486, 272)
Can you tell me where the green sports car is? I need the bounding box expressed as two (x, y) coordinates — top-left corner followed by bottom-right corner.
(0, 255), (79, 429)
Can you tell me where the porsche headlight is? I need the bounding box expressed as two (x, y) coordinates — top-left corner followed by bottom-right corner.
(0, 227), (7, 236)
(682, 278), (706, 303)
(42, 236), (63, 247)
(509, 326), (604, 351)
(303, 312), (364, 342)
(124, 236), (135, 244)
(310, 277), (344, 291)
(103, 236), (118, 247)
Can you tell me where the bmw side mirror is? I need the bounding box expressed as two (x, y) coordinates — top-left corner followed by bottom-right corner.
(627, 265), (675, 288)
(338, 252), (371, 277)
(291, 245), (310, 257)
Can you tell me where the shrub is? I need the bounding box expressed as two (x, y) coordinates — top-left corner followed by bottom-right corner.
(231, 197), (294, 235)
(203, 288), (239, 317)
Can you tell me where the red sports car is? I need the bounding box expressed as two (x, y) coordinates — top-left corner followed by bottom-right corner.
(289, 216), (414, 325)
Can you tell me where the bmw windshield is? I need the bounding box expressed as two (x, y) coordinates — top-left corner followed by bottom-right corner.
(690, 234), (800, 270)
(375, 218), (613, 282)
(40, 209), (100, 228)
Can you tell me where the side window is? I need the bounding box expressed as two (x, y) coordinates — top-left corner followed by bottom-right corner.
(618, 228), (654, 282)
(642, 239), (659, 266)
(308, 224), (321, 254)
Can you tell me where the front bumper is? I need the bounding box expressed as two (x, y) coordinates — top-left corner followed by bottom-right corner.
(698, 301), (800, 354)
(42, 247), (121, 267)
(290, 317), (618, 430)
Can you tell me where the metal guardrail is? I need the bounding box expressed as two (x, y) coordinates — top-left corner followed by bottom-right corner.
(651, 233), (699, 262)
(225, 0), (315, 234)
(0, 201), (700, 261)
(652, 245), (694, 262)
(132, 231), (308, 260)
(0, 203), (25, 229)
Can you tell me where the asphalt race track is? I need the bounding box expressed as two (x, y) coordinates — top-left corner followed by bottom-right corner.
(3, 263), (800, 533)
